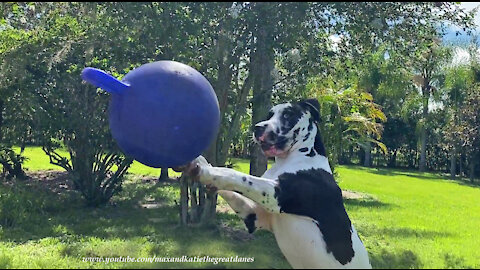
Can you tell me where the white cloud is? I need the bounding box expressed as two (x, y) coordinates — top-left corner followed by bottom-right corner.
(450, 47), (471, 67)
(449, 46), (480, 67)
(329, 34), (342, 51)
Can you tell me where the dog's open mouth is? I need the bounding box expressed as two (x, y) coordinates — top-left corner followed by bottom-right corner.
(259, 139), (288, 157)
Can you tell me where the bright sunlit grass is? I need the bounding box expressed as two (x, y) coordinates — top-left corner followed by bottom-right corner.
(336, 165), (480, 269)
(10, 146), (181, 178)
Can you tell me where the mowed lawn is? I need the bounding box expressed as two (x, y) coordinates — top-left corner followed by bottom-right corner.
(0, 147), (479, 268)
(337, 166), (480, 269)
(15, 146), (181, 177)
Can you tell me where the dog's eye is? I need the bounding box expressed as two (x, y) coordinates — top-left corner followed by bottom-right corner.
(283, 112), (290, 119)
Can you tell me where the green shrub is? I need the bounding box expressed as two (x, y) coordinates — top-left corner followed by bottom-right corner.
(0, 146), (27, 180)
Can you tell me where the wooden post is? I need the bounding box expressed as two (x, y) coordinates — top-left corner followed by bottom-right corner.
(179, 174), (189, 226)
(200, 190), (217, 225)
(159, 167), (169, 182)
(178, 158), (219, 226)
(189, 179), (199, 223)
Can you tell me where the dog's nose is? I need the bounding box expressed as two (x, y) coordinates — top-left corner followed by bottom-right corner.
(254, 124), (267, 140)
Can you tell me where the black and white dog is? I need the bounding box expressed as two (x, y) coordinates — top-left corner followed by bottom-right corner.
(181, 99), (372, 269)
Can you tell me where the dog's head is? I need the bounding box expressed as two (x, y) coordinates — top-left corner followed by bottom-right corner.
(253, 98), (326, 158)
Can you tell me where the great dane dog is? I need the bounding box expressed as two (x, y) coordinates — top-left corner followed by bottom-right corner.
(179, 99), (372, 269)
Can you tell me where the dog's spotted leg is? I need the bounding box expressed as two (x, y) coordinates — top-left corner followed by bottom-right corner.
(218, 190), (273, 232)
(187, 156), (281, 213)
(218, 190), (256, 218)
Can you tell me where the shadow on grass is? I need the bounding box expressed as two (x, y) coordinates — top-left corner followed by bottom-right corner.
(346, 165), (480, 188)
(373, 227), (453, 239)
(0, 174), (291, 268)
(443, 253), (474, 269)
(352, 166), (444, 181)
(344, 198), (394, 210)
(0, 180), (184, 243)
(452, 180), (480, 189)
(370, 249), (423, 269)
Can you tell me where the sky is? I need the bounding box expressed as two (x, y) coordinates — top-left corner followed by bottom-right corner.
(460, 2), (480, 25)
(444, 3), (480, 67)
(443, 2), (480, 44)
(327, 3), (480, 47)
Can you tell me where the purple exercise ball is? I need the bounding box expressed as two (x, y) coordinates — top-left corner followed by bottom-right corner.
(81, 61), (220, 168)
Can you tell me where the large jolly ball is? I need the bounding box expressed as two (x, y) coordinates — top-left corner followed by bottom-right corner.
(81, 61), (220, 168)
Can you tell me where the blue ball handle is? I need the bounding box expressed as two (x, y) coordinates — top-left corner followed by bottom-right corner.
(81, 67), (130, 94)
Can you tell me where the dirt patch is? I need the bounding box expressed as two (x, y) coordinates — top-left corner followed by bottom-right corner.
(130, 175), (179, 185)
(24, 170), (75, 195)
(220, 223), (255, 242)
(140, 203), (163, 209)
(139, 201), (171, 209)
(342, 190), (367, 199)
(217, 204), (236, 214)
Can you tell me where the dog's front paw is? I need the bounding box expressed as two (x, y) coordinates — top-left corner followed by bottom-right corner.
(176, 156), (214, 185)
(193, 155), (211, 168)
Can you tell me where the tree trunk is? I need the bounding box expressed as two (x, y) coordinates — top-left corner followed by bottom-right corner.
(419, 127), (428, 172)
(158, 167), (169, 181)
(0, 98), (3, 141)
(339, 138), (345, 164)
(208, 37), (231, 166)
(469, 154), (476, 182)
(348, 146), (354, 165)
(359, 147), (365, 165)
(388, 149), (397, 168)
(203, 138), (218, 166)
(419, 85), (429, 172)
(249, 4), (274, 177)
(218, 75), (253, 166)
(206, 20), (242, 167)
(364, 142), (372, 167)
(179, 174), (189, 225)
(187, 21), (239, 225)
(459, 151), (464, 177)
(450, 147), (457, 179)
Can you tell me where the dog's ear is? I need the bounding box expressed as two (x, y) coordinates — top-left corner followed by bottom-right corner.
(299, 98), (321, 122)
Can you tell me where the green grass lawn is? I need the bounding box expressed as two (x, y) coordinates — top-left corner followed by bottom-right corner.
(12, 146), (182, 177)
(336, 166), (480, 269)
(1, 147), (479, 268)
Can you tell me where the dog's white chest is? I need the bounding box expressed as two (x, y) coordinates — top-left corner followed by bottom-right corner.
(272, 214), (371, 269)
